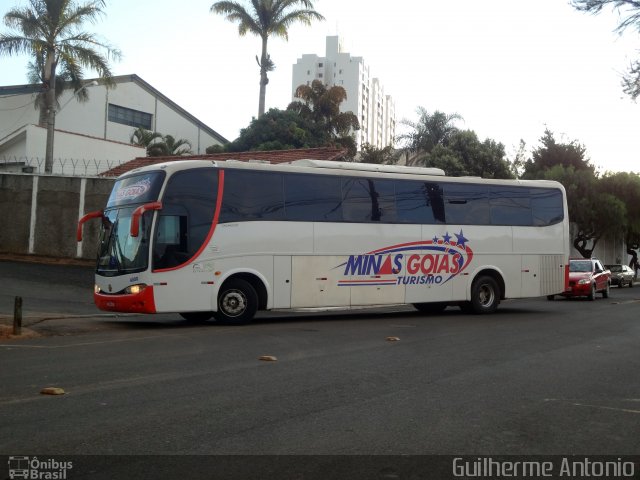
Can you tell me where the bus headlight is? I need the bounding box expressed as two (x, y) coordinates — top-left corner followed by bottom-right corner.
(94, 284), (101, 294)
(125, 284), (147, 295)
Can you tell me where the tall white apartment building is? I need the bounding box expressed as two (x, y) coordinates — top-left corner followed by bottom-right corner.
(292, 36), (395, 151)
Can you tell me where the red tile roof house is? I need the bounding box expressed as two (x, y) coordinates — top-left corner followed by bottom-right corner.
(101, 147), (349, 177)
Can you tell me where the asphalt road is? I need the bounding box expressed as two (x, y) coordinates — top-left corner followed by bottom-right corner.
(1, 260), (639, 477)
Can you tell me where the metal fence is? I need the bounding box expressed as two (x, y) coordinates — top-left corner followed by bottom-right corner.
(0, 155), (127, 176)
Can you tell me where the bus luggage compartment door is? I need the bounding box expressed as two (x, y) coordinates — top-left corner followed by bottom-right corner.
(290, 256), (350, 308)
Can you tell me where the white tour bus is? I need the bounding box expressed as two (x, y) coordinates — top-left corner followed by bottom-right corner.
(77, 159), (570, 324)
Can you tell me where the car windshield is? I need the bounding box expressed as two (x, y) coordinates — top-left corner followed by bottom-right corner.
(570, 260), (592, 273)
(607, 265), (622, 272)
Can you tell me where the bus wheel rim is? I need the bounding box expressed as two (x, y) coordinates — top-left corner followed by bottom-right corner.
(221, 289), (247, 317)
(479, 285), (494, 306)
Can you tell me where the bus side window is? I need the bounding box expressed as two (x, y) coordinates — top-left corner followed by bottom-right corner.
(342, 177), (396, 223)
(283, 173), (342, 222)
(490, 186), (532, 226)
(395, 181), (443, 224)
(531, 188), (564, 226)
(220, 170), (284, 222)
(444, 184), (490, 225)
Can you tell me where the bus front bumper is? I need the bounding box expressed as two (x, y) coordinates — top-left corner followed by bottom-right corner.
(94, 286), (157, 314)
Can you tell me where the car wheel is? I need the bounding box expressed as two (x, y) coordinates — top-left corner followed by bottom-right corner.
(629, 279), (634, 288)
(588, 283), (596, 301)
(469, 275), (500, 314)
(213, 278), (258, 325)
(602, 282), (610, 299)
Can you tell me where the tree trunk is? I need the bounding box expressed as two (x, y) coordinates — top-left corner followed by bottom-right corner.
(573, 234), (598, 259)
(258, 36), (268, 117)
(37, 95), (48, 127)
(44, 53), (57, 174)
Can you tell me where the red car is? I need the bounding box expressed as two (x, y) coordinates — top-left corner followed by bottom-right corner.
(554, 258), (611, 300)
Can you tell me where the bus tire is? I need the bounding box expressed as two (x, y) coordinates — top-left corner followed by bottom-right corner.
(413, 302), (448, 314)
(180, 312), (212, 323)
(213, 278), (258, 325)
(470, 275), (500, 314)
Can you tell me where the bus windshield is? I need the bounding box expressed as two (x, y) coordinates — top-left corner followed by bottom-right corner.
(97, 207), (152, 275)
(96, 171), (165, 276)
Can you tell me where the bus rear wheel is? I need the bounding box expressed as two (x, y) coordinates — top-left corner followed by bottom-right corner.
(214, 278), (258, 325)
(470, 275), (500, 314)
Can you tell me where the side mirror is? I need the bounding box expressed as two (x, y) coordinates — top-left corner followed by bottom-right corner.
(77, 210), (104, 242)
(130, 202), (163, 237)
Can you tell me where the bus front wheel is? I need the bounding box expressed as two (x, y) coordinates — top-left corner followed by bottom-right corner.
(214, 278), (258, 325)
(470, 276), (500, 314)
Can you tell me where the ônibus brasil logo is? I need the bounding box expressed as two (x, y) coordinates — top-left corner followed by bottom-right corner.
(335, 230), (473, 286)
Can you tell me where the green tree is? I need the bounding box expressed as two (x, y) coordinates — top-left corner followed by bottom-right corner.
(524, 129), (623, 258)
(287, 79), (360, 157)
(227, 108), (322, 152)
(0, 0), (121, 173)
(571, 0), (640, 99)
(130, 127), (162, 150)
(27, 49), (92, 126)
(411, 129), (513, 179)
(521, 129), (594, 179)
(147, 135), (193, 157)
(358, 143), (400, 165)
(446, 130), (513, 179)
(543, 165), (626, 257)
(211, 0), (324, 117)
(508, 139), (528, 178)
(600, 171), (640, 262)
(397, 108), (463, 164)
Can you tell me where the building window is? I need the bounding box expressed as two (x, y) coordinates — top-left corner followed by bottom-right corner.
(318, 73), (323, 78)
(318, 62), (323, 67)
(108, 104), (152, 129)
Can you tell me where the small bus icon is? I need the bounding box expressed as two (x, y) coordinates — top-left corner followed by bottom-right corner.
(8, 456), (30, 479)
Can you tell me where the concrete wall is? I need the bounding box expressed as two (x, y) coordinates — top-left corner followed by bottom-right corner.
(0, 172), (114, 260)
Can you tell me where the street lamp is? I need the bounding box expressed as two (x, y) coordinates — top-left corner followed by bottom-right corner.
(44, 80), (99, 174)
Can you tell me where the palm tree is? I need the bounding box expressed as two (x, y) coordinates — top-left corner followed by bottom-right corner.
(288, 79), (360, 156)
(0, 0), (121, 173)
(211, 0), (324, 117)
(147, 135), (193, 157)
(130, 127), (163, 149)
(397, 108), (463, 165)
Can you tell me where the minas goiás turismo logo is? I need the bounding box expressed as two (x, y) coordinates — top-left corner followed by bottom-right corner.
(335, 230), (473, 286)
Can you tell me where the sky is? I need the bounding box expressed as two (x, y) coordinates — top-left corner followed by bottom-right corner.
(1, 0), (640, 174)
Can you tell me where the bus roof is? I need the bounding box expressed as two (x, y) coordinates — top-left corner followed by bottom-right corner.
(287, 159), (446, 176)
(120, 158), (565, 191)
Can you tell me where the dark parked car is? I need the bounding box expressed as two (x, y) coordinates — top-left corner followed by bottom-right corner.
(605, 264), (635, 288)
